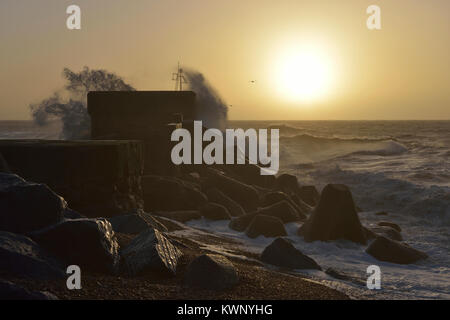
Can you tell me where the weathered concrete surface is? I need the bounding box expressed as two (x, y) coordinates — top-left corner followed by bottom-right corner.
(0, 140), (144, 217)
(88, 91), (195, 175)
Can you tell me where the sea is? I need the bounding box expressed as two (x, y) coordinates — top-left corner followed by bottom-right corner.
(1, 119), (449, 299)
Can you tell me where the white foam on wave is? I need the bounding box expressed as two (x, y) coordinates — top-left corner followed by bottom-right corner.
(185, 219), (450, 300)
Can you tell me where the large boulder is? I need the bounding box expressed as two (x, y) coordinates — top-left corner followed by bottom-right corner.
(259, 200), (305, 223)
(184, 254), (238, 290)
(108, 210), (168, 234)
(205, 168), (259, 212)
(298, 184), (367, 244)
(298, 186), (320, 207)
(275, 174), (299, 195)
(200, 203), (231, 221)
(121, 228), (182, 276)
(261, 192), (309, 219)
(366, 236), (428, 264)
(0, 280), (58, 300)
(370, 226), (402, 241)
(0, 231), (65, 279)
(0, 173), (66, 234)
(261, 238), (321, 270)
(204, 188), (245, 217)
(30, 219), (120, 274)
(229, 212), (259, 232)
(142, 175), (207, 211)
(245, 215), (287, 239)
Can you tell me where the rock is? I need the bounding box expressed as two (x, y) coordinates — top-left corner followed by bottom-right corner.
(261, 191), (290, 207)
(205, 168), (259, 212)
(276, 174), (299, 194)
(108, 210), (168, 234)
(0, 173), (66, 234)
(0, 280), (58, 300)
(142, 175), (207, 211)
(261, 191), (310, 217)
(30, 218), (120, 274)
(63, 208), (86, 220)
(205, 188), (245, 217)
(298, 186), (320, 207)
(154, 210), (202, 223)
(0, 153), (10, 173)
(377, 221), (401, 233)
(366, 236), (428, 264)
(375, 211), (389, 216)
(0, 231), (65, 279)
(121, 228), (182, 276)
(245, 215), (287, 239)
(325, 268), (365, 286)
(200, 203), (231, 221)
(299, 184), (367, 244)
(261, 238), (321, 270)
(229, 212), (258, 232)
(184, 254), (238, 290)
(259, 200), (305, 223)
(370, 226), (403, 241)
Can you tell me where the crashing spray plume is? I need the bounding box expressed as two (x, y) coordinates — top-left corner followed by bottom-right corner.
(30, 67), (135, 139)
(184, 70), (228, 131)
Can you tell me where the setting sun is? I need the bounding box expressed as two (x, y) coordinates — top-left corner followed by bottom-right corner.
(275, 46), (333, 102)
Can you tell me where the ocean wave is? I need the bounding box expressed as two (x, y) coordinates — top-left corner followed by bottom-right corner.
(268, 123), (304, 136)
(279, 133), (408, 164)
(308, 166), (450, 226)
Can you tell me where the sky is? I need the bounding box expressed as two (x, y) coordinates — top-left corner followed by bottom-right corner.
(0, 0), (449, 120)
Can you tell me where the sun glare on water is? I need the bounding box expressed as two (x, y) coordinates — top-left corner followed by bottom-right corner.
(275, 45), (333, 103)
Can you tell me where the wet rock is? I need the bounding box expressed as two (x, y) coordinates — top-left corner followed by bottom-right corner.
(108, 210), (168, 234)
(366, 236), (428, 264)
(245, 215), (287, 239)
(261, 191), (290, 207)
(0, 280), (58, 300)
(154, 210), (201, 223)
(121, 228), (182, 276)
(63, 208), (85, 220)
(0, 173), (66, 234)
(275, 174), (299, 195)
(30, 218), (120, 274)
(377, 221), (401, 233)
(370, 226), (402, 241)
(298, 184), (367, 244)
(142, 175), (207, 211)
(261, 238), (321, 270)
(229, 212), (259, 232)
(184, 254), (238, 290)
(325, 268), (365, 286)
(206, 168), (259, 212)
(298, 186), (320, 207)
(261, 191), (310, 218)
(200, 203), (231, 221)
(259, 200), (306, 222)
(205, 188), (245, 217)
(0, 231), (65, 279)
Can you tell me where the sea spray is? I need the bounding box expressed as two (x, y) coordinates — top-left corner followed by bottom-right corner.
(184, 70), (228, 131)
(29, 67), (135, 139)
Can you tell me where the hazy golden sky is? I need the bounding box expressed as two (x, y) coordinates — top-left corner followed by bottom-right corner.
(0, 0), (449, 120)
